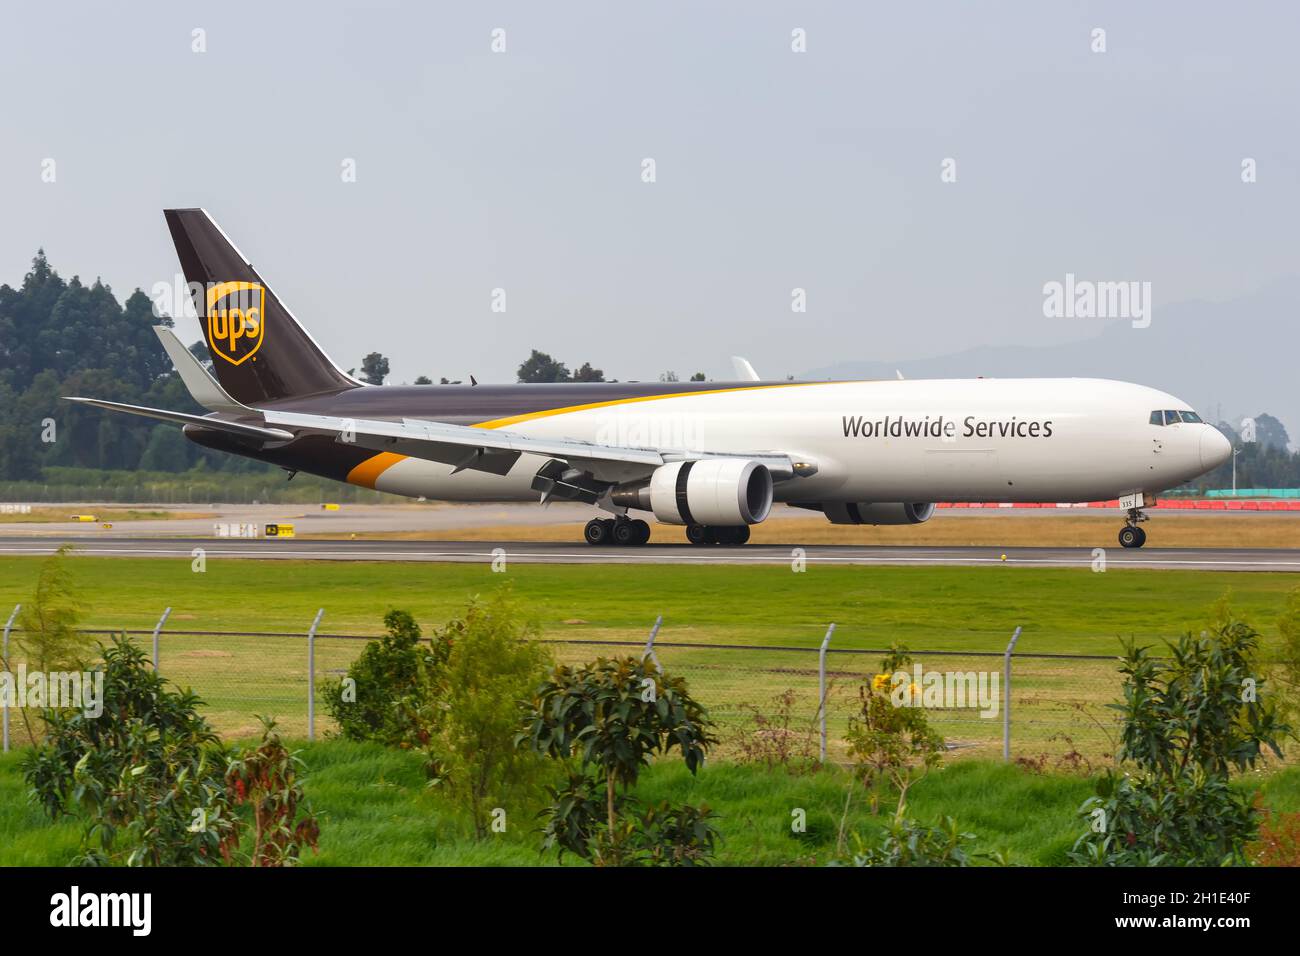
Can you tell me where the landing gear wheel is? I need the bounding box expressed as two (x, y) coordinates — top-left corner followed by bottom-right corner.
(686, 524), (709, 545)
(629, 519), (651, 545)
(713, 526), (751, 545)
(584, 518), (614, 546)
(1118, 506), (1149, 549)
(612, 520), (637, 546)
(1118, 526), (1143, 549)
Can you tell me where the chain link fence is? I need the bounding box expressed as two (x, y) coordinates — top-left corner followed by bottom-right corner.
(1, 605), (1129, 765)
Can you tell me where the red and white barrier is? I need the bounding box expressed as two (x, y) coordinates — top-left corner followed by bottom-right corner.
(934, 499), (1300, 511)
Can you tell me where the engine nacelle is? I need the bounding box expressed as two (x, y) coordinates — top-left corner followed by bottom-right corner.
(640, 459), (774, 526)
(822, 502), (935, 525)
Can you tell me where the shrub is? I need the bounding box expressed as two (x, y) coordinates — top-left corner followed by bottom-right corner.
(23, 636), (240, 866)
(1069, 619), (1289, 866)
(225, 717), (321, 866)
(523, 656), (719, 866)
(731, 688), (820, 773)
(1249, 807), (1300, 867)
(845, 816), (1004, 868)
(845, 645), (945, 817)
(430, 592), (553, 839)
(9, 545), (97, 742)
(324, 609), (451, 747)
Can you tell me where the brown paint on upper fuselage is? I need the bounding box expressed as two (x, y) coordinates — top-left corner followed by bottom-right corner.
(260, 380), (801, 426)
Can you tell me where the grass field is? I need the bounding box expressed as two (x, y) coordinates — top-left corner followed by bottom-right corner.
(377, 512), (1300, 549)
(1, 742), (1296, 866)
(1, 554), (1297, 760)
(2, 555), (1297, 652)
(0, 508), (215, 524)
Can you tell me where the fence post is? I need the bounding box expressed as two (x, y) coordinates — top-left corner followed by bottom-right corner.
(818, 623), (836, 763)
(1002, 626), (1022, 762)
(641, 614), (663, 674)
(2, 604), (19, 753)
(306, 608), (324, 741)
(151, 607), (172, 672)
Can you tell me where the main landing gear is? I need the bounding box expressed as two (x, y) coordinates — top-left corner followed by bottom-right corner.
(582, 517), (754, 546)
(1118, 508), (1148, 549)
(685, 524), (750, 546)
(584, 516), (651, 546)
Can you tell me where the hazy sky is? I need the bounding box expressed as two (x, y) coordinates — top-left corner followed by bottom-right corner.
(1, 1), (1295, 385)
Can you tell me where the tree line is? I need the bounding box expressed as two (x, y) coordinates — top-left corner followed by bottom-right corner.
(1, 249), (1295, 489)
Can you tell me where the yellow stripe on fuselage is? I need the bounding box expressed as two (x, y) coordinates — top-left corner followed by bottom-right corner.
(345, 383), (826, 483)
(346, 451), (406, 488)
(471, 382), (814, 430)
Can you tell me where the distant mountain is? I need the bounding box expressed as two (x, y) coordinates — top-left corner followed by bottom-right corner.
(804, 278), (1297, 444)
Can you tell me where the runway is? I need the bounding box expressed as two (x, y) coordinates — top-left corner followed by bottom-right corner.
(1, 536), (1298, 571)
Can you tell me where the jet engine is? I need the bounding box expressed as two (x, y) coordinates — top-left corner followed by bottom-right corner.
(612, 459), (774, 526)
(820, 501), (935, 525)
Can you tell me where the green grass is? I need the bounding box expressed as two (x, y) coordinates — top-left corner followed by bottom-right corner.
(3, 741), (1298, 866)
(3, 555), (1296, 758)
(2, 555), (1297, 655)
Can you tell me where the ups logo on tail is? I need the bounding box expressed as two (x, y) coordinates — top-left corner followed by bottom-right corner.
(206, 281), (265, 365)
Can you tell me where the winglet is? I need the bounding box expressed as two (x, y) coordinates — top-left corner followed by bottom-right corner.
(153, 326), (251, 415)
(730, 356), (760, 382)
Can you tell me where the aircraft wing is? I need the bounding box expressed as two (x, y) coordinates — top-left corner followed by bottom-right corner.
(64, 397), (295, 443)
(260, 409), (796, 486)
(63, 394), (801, 498)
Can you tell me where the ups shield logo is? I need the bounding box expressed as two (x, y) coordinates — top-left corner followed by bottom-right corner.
(206, 281), (265, 365)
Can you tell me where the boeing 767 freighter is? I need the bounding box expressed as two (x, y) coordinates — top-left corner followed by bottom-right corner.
(68, 209), (1232, 549)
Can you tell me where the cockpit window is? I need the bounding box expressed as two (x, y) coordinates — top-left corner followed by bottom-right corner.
(1151, 409), (1203, 425)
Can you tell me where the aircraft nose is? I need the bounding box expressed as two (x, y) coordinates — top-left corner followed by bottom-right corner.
(1200, 427), (1232, 471)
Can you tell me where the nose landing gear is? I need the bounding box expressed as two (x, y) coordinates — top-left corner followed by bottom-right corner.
(1118, 508), (1148, 549)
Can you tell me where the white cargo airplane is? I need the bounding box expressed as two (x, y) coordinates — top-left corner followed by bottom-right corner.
(69, 210), (1232, 549)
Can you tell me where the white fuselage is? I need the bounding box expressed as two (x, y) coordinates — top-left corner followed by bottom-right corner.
(363, 378), (1230, 506)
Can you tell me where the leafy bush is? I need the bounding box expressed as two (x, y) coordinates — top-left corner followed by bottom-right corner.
(1069, 620), (1289, 866)
(226, 717), (321, 866)
(845, 645), (945, 817)
(324, 609), (451, 747)
(23, 636), (240, 866)
(523, 656), (719, 866)
(429, 592), (553, 838)
(845, 816), (1003, 867)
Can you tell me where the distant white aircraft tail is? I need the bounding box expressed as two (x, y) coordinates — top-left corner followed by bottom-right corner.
(731, 356), (760, 381)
